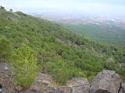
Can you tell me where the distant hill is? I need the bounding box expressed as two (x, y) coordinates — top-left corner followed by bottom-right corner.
(0, 7), (125, 87)
(36, 13), (125, 46)
(65, 23), (125, 46)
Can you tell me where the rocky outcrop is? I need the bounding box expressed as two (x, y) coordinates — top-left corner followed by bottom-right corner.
(21, 73), (54, 93)
(23, 77), (90, 93)
(0, 63), (124, 93)
(0, 63), (15, 93)
(119, 83), (125, 93)
(90, 70), (122, 93)
(43, 86), (72, 93)
(18, 70), (124, 93)
(67, 78), (90, 93)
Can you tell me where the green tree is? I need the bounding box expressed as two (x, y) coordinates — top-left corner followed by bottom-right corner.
(0, 6), (5, 10)
(12, 44), (38, 88)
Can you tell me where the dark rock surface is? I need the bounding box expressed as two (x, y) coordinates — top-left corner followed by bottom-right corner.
(119, 83), (125, 93)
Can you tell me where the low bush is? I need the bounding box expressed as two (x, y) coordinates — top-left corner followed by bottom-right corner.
(0, 36), (12, 62)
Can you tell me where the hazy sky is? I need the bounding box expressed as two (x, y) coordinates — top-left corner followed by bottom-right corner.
(1, 0), (125, 17)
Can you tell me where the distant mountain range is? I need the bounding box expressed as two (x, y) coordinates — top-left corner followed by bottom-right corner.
(32, 13), (125, 29)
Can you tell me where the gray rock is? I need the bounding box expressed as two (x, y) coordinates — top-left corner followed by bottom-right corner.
(15, 86), (23, 92)
(120, 83), (125, 93)
(23, 73), (53, 93)
(43, 87), (56, 93)
(0, 63), (14, 93)
(67, 78), (90, 93)
(27, 77), (89, 93)
(90, 70), (122, 93)
(57, 87), (72, 93)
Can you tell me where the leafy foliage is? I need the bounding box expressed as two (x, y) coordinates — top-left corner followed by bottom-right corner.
(45, 59), (85, 85)
(11, 44), (38, 88)
(0, 36), (12, 62)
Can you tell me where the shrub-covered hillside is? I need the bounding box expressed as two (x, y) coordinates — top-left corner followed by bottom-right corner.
(65, 24), (125, 46)
(0, 8), (125, 87)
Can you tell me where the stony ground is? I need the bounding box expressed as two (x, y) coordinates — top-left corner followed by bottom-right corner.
(0, 63), (125, 93)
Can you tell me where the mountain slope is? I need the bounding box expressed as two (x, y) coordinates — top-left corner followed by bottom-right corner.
(65, 23), (125, 46)
(0, 8), (125, 86)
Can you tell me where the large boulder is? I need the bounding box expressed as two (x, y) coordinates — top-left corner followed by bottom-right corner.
(67, 78), (90, 93)
(90, 70), (122, 93)
(120, 83), (125, 93)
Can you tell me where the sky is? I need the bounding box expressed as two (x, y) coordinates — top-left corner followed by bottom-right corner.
(1, 0), (125, 17)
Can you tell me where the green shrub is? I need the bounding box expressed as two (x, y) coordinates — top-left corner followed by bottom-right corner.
(46, 60), (85, 85)
(0, 36), (12, 62)
(11, 44), (38, 88)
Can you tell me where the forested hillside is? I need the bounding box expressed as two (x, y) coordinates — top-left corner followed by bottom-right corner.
(0, 7), (125, 88)
(65, 24), (125, 46)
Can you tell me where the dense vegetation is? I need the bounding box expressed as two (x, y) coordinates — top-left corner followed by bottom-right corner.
(11, 44), (38, 88)
(65, 24), (125, 46)
(0, 7), (125, 87)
